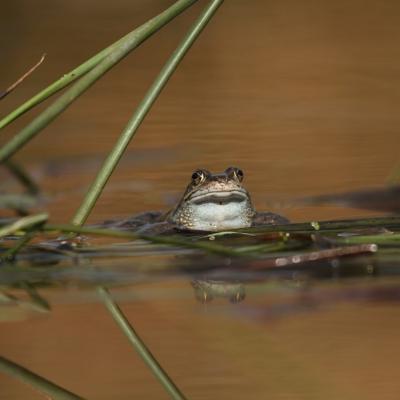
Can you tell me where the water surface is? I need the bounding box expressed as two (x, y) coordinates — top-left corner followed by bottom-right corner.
(1, 1), (400, 398)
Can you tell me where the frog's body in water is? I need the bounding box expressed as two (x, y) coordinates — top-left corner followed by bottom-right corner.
(108, 167), (288, 233)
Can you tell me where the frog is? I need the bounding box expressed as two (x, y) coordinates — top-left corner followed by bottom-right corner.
(107, 166), (289, 233)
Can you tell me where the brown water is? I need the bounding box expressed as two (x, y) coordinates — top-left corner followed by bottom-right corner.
(1, 0), (400, 399)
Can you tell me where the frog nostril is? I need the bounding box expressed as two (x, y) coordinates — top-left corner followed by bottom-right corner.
(225, 166), (244, 182)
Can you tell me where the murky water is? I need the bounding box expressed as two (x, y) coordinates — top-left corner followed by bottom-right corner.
(2, 0), (400, 399)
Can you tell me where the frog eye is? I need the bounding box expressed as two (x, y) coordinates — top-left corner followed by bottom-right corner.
(226, 167), (244, 182)
(234, 168), (244, 182)
(191, 169), (208, 185)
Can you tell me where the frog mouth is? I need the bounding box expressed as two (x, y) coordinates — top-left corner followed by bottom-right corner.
(189, 190), (248, 205)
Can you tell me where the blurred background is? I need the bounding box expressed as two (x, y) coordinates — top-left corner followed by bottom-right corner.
(1, 1), (400, 399)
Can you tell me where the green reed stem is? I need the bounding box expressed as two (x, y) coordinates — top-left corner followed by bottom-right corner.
(64, 6), (223, 391)
(41, 223), (240, 257)
(0, 0), (197, 162)
(239, 216), (400, 234)
(97, 287), (187, 400)
(0, 213), (47, 238)
(0, 55), (105, 131)
(72, 0), (224, 226)
(0, 356), (84, 400)
(0, 34), (124, 130)
(337, 233), (400, 245)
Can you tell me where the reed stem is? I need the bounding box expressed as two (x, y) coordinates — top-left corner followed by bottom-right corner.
(0, 0), (197, 161)
(41, 223), (240, 257)
(80, 3), (222, 400)
(0, 356), (84, 400)
(98, 287), (187, 400)
(72, 0), (224, 226)
(0, 213), (47, 238)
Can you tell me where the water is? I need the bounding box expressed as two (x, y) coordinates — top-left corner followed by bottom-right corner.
(1, 0), (400, 398)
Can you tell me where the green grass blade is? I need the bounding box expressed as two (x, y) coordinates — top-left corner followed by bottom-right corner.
(0, 0), (198, 162)
(0, 356), (85, 400)
(98, 287), (187, 400)
(72, 0), (224, 226)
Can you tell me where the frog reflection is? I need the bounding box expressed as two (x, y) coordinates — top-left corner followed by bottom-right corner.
(191, 279), (246, 304)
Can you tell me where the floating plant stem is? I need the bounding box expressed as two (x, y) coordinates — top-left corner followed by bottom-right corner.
(337, 233), (400, 245)
(239, 216), (400, 234)
(0, 0), (198, 161)
(98, 287), (187, 400)
(0, 356), (84, 400)
(246, 244), (377, 270)
(72, 0), (224, 226)
(0, 213), (47, 238)
(42, 223), (241, 257)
